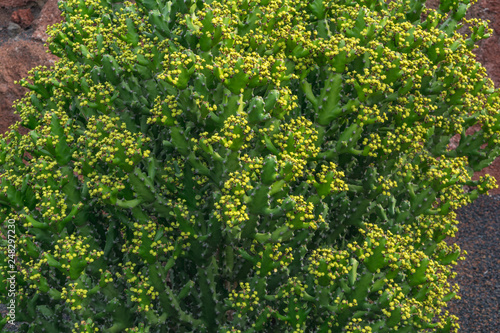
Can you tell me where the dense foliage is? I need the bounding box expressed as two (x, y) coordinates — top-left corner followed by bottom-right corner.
(1, 0), (499, 332)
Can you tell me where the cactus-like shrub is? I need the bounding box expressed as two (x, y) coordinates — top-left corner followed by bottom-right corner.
(1, 0), (499, 332)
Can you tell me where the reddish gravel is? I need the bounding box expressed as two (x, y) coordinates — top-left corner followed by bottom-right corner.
(445, 194), (500, 333)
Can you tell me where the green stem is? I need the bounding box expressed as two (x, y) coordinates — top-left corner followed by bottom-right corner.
(163, 284), (205, 328)
(347, 184), (364, 193)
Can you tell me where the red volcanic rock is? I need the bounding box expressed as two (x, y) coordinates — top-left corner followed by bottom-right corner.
(481, 0), (500, 35)
(11, 8), (34, 29)
(480, 28), (500, 89)
(0, 0), (31, 8)
(32, 0), (63, 42)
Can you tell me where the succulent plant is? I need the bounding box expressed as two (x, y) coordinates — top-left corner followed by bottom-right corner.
(1, 0), (499, 332)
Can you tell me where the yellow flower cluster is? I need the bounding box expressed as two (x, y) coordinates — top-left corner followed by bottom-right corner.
(377, 175), (398, 197)
(416, 211), (460, 240)
(127, 271), (159, 313)
(350, 223), (462, 330)
(256, 117), (319, 182)
(120, 219), (177, 262)
(72, 115), (150, 202)
(77, 81), (117, 112)
(273, 279), (312, 331)
(280, 276), (308, 299)
(160, 156), (186, 192)
(282, 195), (324, 230)
(114, 262), (160, 313)
(417, 153), (478, 210)
(182, 0), (311, 77)
(198, 111), (256, 153)
(72, 318), (99, 333)
(52, 234), (104, 268)
(157, 50), (200, 89)
(251, 241), (294, 276)
(306, 161), (349, 197)
(220, 112), (255, 151)
(47, 0), (155, 70)
(362, 122), (426, 157)
(165, 198), (195, 254)
(343, 318), (372, 333)
(20, 255), (49, 294)
(61, 282), (89, 312)
(228, 282), (260, 314)
(75, 115), (150, 168)
(238, 153), (263, 179)
(377, 281), (413, 322)
(308, 248), (351, 286)
(215, 171), (253, 228)
(272, 116), (319, 159)
(18, 164), (69, 225)
(272, 86), (299, 117)
(224, 328), (242, 333)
